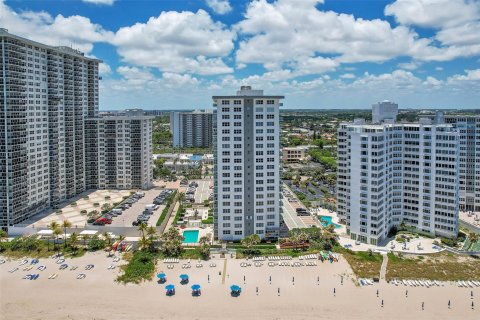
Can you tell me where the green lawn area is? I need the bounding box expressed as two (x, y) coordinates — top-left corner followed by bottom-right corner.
(386, 252), (480, 281)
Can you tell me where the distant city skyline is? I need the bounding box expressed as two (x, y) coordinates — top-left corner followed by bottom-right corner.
(2, 0), (480, 109)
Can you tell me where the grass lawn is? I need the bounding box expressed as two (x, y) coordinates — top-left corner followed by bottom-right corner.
(339, 249), (383, 279)
(386, 252), (480, 281)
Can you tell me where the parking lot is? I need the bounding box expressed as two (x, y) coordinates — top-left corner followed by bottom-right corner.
(281, 184), (320, 229)
(193, 178), (213, 204)
(110, 187), (170, 227)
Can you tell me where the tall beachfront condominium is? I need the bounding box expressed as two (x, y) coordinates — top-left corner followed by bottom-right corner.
(170, 110), (213, 148)
(337, 102), (459, 245)
(0, 30), (153, 228)
(443, 115), (480, 212)
(212, 86), (284, 241)
(0, 29), (99, 227)
(85, 109), (154, 190)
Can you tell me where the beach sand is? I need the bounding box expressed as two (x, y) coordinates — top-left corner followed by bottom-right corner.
(1, 252), (478, 320)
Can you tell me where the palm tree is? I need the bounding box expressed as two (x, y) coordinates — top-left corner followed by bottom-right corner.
(138, 222), (148, 238)
(198, 236), (211, 259)
(70, 232), (79, 254)
(61, 220), (72, 248)
(81, 234), (90, 247)
(468, 232), (479, 250)
(53, 227), (62, 251)
(138, 235), (151, 251)
(241, 234), (261, 250)
(48, 222), (60, 249)
(146, 226), (158, 251)
(118, 234), (126, 243)
(103, 232), (112, 246)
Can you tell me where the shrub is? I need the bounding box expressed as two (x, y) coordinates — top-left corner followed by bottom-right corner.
(70, 202), (77, 207)
(93, 203), (99, 207)
(80, 210), (87, 214)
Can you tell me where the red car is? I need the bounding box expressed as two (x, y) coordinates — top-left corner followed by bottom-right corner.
(94, 217), (112, 225)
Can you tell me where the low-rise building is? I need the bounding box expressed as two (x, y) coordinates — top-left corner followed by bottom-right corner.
(282, 146), (310, 163)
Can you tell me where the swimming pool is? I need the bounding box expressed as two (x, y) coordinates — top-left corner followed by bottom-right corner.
(182, 230), (200, 243)
(189, 155), (203, 161)
(319, 216), (342, 229)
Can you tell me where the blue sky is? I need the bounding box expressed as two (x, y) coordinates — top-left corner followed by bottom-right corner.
(2, 0), (480, 109)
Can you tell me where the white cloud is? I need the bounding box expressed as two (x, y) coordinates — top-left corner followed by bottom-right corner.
(235, 0), (454, 73)
(448, 69), (480, 81)
(112, 10), (235, 75)
(206, 0), (232, 15)
(385, 0), (480, 29)
(435, 66), (444, 71)
(398, 61), (422, 70)
(82, 0), (115, 5)
(99, 62), (112, 75)
(0, 0), (112, 53)
(340, 73), (355, 79)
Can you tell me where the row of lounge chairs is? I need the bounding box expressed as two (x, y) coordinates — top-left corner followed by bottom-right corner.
(457, 280), (480, 288)
(267, 256), (292, 261)
(391, 279), (443, 287)
(163, 258), (179, 263)
(299, 254), (318, 260)
(359, 278), (375, 286)
(240, 262), (252, 267)
(252, 257), (266, 261)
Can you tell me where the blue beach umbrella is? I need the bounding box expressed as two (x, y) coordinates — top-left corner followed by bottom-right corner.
(157, 273), (166, 279)
(180, 274), (189, 280)
(165, 284), (175, 291)
(230, 285), (241, 292)
(191, 284), (201, 290)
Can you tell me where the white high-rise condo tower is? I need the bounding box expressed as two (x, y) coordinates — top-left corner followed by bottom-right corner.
(0, 30), (153, 229)
(1, 29), (100, 227)
(443, 115), (480, 212)
(337, 104), (459, 245)
(213, 86), (284, 241)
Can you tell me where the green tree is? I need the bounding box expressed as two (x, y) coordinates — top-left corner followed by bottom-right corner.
(69, 232), (79, 253)
(160, 227), (184, 257)
(53, 227), (62, 251)
(198, 236), (211, 259)
(61, 220), (72, 249)
(241, 234), (261, 249)
(0, 230), (7, 242)
(138, 222), (148, 238)
(138, 235), (151, 251)
(81, 234), (90, 247)
(468, 232), (479, 250)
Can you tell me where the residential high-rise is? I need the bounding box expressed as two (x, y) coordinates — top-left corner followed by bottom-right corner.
(1, 29), (99, 227)
(443, 115), (480, 212)
(213, 86), (284, 241)
(337, 104), (459, 245)
(85, 109), (154, 190)
(0, 30), (153, 229)
(372, 100), (398, 123)
(170, 110), (213, 148)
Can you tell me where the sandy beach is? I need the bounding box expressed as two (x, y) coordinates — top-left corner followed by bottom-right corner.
(1, 252), (478, 320)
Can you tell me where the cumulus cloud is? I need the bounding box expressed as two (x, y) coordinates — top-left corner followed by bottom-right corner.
(206, 0), (232, 15)
(99, 62), (112, 74)
(111, 10), (235, 75)
(235, 0), (463, 75)
(448, 69), (480, 81)
(385, 0), (480, 29)
(0, 0), (112, 53)
(340, 73), (356, 79)
(82, 0), (115, 5)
